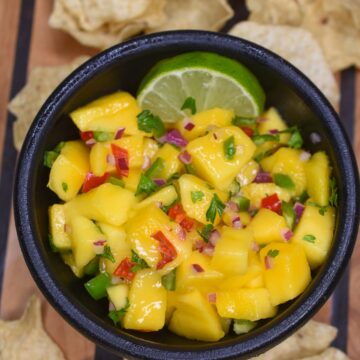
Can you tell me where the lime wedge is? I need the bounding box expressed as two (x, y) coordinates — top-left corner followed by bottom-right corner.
(137, 52), (265, 123)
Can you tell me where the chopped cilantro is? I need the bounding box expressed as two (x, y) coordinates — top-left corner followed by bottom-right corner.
(93, 131), (113, 142)
(181, 97), (197, 114)
(62, 182), (68, 192)
(232, 117), (257, 127)
(191, 191), (204, 203)
(267, 249), (279, 258)
(228, 180), (240, 196)
(329, 178), (338, 207)
(135, 174), (158, 196)
(296, 190), (309, 204)
(43, 141), (65, 168)
(107, 176), (125, 188)
(108, 298), (130, 325)
(232, 196), (250, 212)
(279, 127), (303, 149)
(252, 134), (279, 146)
(274, 173), (295, 190)
(161, 199), (178, 214)
(101, 245), (115, 263)
(303, 234), (316, 243)
(197, 224), (214, 243)
(184, 163), (196, 174)
(137, 110), (165, 138)
(130, 250), (149, 272)
(223, 136), (236, 160)
(161, 269), (176, 291)
(145, 157), (164, 179)
(281, 201), (296, 229)
(307, 201), (328, 216)
(206, 194), (225, 223)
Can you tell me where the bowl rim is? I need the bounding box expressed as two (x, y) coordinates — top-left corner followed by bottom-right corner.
(14, 30), (360, 359)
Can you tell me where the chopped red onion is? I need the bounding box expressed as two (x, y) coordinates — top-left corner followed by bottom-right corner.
(257, 116), (268, 123)
(281, 228), (293, 242)
(141, 155), (151, 170)
(192, 263), (205, 273)
(254, 170), (272, 183)
(93, 239), (106, 254)
(115, 127), (125, 139)
(93, 239), (106, 246)
(195, 239), (205, 251)
(251, 241), (260, 252)
(160, 129), (188, 147)
(107, 154), (115, 166)
(294, 202), (305, 224)
(178, 150), (192, 164)
(265, 256), (273, 270)
(153, 178), (166, 186)
(85, 138), (96, 147)
(183, 119), (195, 131)
(232, 216), (242, 229)
(109, 302), (116, 311)
(208, 293), (217, 304)
(155, 201), (163, 208)
(226, 201), (239, 212)
(300, 151), (311, 161)
(117, 157), (129, 171)
(175, 225), (186, 241)
(269, 129), (279, 134)
(202, 244), (215, 257)
(209, 229), (221, 246)
(310, 132), (321, 144)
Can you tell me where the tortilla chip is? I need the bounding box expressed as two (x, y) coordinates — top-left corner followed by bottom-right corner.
(229, 22), (340, 108)
(246, 0), (360, 71)
(49, 0), (167, 49)
(147, 0), (234, 32)
(302, 347), (351, 360)
(251, 320), (337, 359)
(0, 296), (65, 359)
(9, 56), (90, 151)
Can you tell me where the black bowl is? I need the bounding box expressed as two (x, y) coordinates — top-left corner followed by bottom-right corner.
(14, 31), (359, 359)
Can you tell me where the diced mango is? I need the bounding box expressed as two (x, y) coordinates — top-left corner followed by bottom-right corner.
(48, 204), (71, 251)
(216, 288), (277, 321)
(260, 243), (311, 306)
(292, 204), (335, 269)
(241, 183), (291, 208)
(123, 167), (142, 192)
(236, 160), (259, 187)
(168, 289), (225, 341)
(112, 136), (144, 168)
(175, 108), (234, 141)
(248, 209), (288, 244)
(70, 216), (103, 269)
(258, 107), (290, 144)
(70, 92), (145, 136)
(304, 152), (330, 206)
(187, 126), (256, 190)
(261, 148), (307, 196)
(176, 251), (224, 292)
(123, 269), (166, 331)
(178, 174), (227, 225)
(134, 185), (178, 211)
(89, 142), (108, 176)
(153, 144), (183, 179)
(211, 227), (253, 276)
(107, 284), (129, 310)
(48, 141), (89, 201)
(66, 183), (135, 226)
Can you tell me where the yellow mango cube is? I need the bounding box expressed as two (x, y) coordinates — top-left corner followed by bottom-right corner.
(187, 126), (256, 190)
(107, 284), (129, 310)
(66, 183), (135, 226)
(236, 160), (259, 187)
(48, 204), (71, 251)
(248, 209), (288, 244)
(168, 289), (225, 341)
(216, 288), (277, 321)
(89, 142), (108, 176)
(134, 185), (178, 211)
(153, 144), (183, 179)
(48, 141), (89, 201)
(292, 204), (335, 269)
(176, 251), (224, 292)
(211, 227), (253, 276)
(123, 269), (166, 331)
(260, 243), (311, 306)
(241, 183), (291, 208)
(261, 148), (307, 196)
(175, 108), (234, 141)
(258, 107), (290, 144)
(70, 91), (145, 136)
(304, 152), (330, 206)
(112, 136), (144, 168)
(122, 167), (142, 192)
(178, 174), (227, 225)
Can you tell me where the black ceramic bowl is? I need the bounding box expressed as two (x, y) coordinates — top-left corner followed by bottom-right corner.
(14, 31), (359, 359)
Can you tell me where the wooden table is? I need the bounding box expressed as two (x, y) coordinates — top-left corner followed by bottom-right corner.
(0, 1), (359, 359)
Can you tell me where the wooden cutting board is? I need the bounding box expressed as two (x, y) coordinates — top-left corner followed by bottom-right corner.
(0, 1), (359, 359)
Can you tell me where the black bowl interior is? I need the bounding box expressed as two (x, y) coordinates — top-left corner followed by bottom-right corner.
(14, 31), (359, 360)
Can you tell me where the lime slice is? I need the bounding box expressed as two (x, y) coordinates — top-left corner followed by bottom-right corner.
(137, 52), (265, 123)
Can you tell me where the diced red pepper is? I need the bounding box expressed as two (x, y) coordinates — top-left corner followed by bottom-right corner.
(179, 217), (194, 232)
(152, 231), (177, 270)
(80, 131), (94, 142)
(111, 144), (129, 177)
(241, 127), (254, 137)
(82, 172), (109, 193)
(113, 257), (136, 281)
(168, 203), (194, 231)
(261, 193), (282, 214)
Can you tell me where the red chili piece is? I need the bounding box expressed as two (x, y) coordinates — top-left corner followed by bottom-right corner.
(261, 193), (282, 214)
(152, 231), (177, 270)
(80, 131), (94, 142)
(111, 144), (129, 177)
(82, 172), (109, 193)
(168, 203), (194, 232)
(113, 257), (136, 281)
(241, 127), (254, 137)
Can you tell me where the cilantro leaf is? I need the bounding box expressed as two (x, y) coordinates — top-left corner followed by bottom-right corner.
(206, 194), (225, 223)
(107, 176), (125, 187)
(135, 174), (158, 196)
(303, 234), (316, 243)
(267, 249), (279, 258)
(181, 97), (197, 114)
(108, 298), (130, 325)
(197, 224), (214, 243)
(307, 201), (328, 216)
(130, 250), (149, 272)
(62, 182), (68, 192)
(232, 117), (257, 127)
(252, 134), (279, 146)
(191, 191), (204, 203)
(278, 127), (303, 149)
(329, 178), (338, 207)
(101, 245), (115, 263)
(274, 173), (295, 190)
(161, 269), (176, 291)
(43, 141), (65, 168)
(232, 195), (250, 212)
(145, 157), (164, 179)
(223, 136), (236, 160)
(281, 201), (296, 229)
(137, 110), (165, 138)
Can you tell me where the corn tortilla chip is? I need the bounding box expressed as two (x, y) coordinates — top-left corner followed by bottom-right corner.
(9, 56), (90, 151)
(0, 296), (65, 359)
(49, 0), (167, 49)
(251, 320), (337, 359)
(246, 0), (360, 71)
(302, 347), (351, 360)
(147, 0), (234, 33)
(229, 22), (340, 108)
